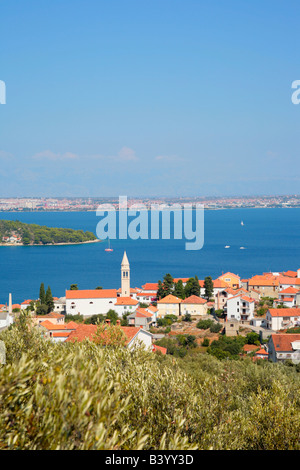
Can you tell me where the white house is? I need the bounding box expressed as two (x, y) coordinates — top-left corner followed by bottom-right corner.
(265, 308), (300, 331)
(114, 296), (139, 317)
(66, 322), (153, 351)
(268, 334), (300, 363)
(225, 294), (255, 322)
(273, 287), (299, 308)
(66, 289), (118, 316)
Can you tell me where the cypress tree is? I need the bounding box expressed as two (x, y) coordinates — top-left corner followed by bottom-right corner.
(39, 283), (46, 305)
(45, 286), (54, 313)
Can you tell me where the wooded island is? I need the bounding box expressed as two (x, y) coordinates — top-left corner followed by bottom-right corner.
(0, 220), (99, 246)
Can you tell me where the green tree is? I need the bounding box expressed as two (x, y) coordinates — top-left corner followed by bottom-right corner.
(106, 309), (119, 325)
(45, 286), (54, 313)
(70, 284), (78, 290)
(184, 276), (200, 298)
(162, 273), (174, 297)
(39, 283), (46, 305)
(173, 280), (185, 299)
(36, 304), (48, 316)
(204, 276), (214, 300)
(156, 280), (164, 300)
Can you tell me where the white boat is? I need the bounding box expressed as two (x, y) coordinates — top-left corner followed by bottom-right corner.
(105, 238), (113, 252)
(240, 246), (245, 249)
(225, 245), (230, 248)
(241, 221), (244, 226)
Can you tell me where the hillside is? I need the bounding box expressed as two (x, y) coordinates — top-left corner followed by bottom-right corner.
(0, 220), (99, 246)
(0, 314), (300, 450)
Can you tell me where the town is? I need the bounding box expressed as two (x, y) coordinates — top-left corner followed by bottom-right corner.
(1, 251), (300, 364)
(1, 194), (300, 212)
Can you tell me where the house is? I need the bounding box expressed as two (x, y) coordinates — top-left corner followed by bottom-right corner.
(254, 348), (269, 360)
(278, 275), (300, 291)
(156, 294), (182, 318)
(66, 289), (118, 317)
(53, 296), (66, 314)
(248, 274), (279, 298)
(32, 312), (65, 326)
(181, 295), (208, 317)
(218, 272), (241, 289)
(215, 287), (255, 310)
(268, 334), (300, 363)
(114, 296), (139, 317)
(135, 292), (157, 303)
(225, 294), (255, 323)
(141, 283), (159, 293)
(265, 308), (300, 331)
(0, 311), (13, 330)
(152, 344), (167, 355)
(66, 322), (153, 350)
(128, 308), (153, 330)
(20, 299), (34, 310)
(38, 319), (79, 342)
(198, 278), (229, 298)
(273, 287), (299, 308)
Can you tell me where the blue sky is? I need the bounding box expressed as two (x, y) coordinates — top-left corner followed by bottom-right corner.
(1, 0), (300, 197)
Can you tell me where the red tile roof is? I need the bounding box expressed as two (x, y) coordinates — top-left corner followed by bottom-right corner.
(268, 308), (300, 318)
(152, 344), (167, 355)
(66, 289), (117, 299)
(39, 320), (66, 330)
(115, 297), (139, 306)
(282, 271), (298, 278)
(157, 294), (182, 304)
(182, 295), (207, 304)
(52, 332), (71, 338)
(271, 334), (300, 352)
(142, 283), (159, 290)
(66, 323), (142, 345)
(279, 287), (299, 294)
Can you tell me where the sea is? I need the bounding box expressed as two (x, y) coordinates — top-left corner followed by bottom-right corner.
(0, 208), (299, 303)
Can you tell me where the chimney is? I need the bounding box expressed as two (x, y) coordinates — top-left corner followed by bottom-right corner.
(105, 319), (110, 325)
(116, 319), (121, 326)
(8, 293), (12, 315)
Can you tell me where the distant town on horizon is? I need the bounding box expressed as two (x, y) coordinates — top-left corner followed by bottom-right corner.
(0, 195), (300, 212)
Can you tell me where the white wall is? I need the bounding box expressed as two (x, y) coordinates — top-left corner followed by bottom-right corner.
(66, 297), (117, 316)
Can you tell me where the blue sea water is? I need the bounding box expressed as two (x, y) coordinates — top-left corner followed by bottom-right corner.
(0, 208), (299, 303)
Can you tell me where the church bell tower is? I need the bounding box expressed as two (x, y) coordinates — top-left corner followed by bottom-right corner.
(121, 251), (130, 297)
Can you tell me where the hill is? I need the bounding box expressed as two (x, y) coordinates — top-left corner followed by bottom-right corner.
(0, 219), (99, 246)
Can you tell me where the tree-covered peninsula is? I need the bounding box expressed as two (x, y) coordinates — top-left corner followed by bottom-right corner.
(0, 220), (99, 246)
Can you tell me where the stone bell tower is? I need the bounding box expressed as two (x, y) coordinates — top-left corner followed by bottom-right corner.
(121, 251), (130, 297)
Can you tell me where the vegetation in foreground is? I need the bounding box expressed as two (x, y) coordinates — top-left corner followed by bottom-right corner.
(0, 312), (300, 450)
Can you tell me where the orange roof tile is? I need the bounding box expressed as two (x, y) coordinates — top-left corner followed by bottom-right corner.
(268, 308), (300, 318)
(271, 334), (300, 352)
(279, 287), (299, 294)
(152, 344), (167, 355)
(39, 320), (66, 330)
(66, 323), (141, 345)
(182, 295), (207, 304)
(66, 289), (117, 299)
(157, 294), (182, 304)
(141, 283), (159, 290)
(115, 297), (139, 306)
(52, 332), (71, 337)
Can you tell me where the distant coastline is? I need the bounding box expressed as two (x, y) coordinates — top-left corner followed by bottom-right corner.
(0, 239), (101, 247)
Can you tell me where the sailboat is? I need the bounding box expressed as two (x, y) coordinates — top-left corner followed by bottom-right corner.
(105, 238), (113, 252)
(241, 221), (244, 226)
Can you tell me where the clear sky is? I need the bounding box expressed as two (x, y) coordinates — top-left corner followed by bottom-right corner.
(1, 0), (300, 198)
